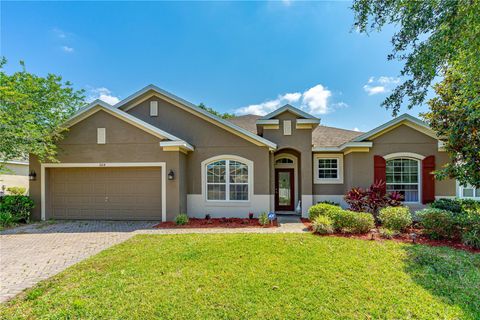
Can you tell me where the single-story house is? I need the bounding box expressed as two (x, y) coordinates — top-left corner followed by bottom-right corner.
(29, 85), (476, 221)
(1, 161), (29, 195)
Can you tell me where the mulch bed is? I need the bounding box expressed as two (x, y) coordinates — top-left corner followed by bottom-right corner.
(301, 218), (480, 254)
(154, 218), (278, 229)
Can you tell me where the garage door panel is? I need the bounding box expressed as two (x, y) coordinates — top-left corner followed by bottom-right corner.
(49, 167), (162, 220)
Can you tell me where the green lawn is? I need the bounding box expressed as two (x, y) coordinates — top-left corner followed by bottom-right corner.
(2, 234), (480, 319)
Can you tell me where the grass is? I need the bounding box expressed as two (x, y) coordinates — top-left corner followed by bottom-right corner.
(1, 234), (479, 319)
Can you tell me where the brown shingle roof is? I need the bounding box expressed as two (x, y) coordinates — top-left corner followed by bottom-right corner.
(227, 115), (363, 147)
(311, 125), (363, 147)
(227, 115), (261, 134)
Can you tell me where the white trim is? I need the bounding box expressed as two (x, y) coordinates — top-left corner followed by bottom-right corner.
(296, 119), (320, 125)
(113, 85), (277, 149)
(312, 141), (373, 152)
(1, 161), (29, 166)
(301, 195), (313, 218)
(187, 194), (269, 218)
(313, 195), (348, 209)
(40, 162), (166, 222)
(201, 155), (254, 204)
(66, 100), (189, 144)
(159, 141), (194, 151)
(353, 113), (437, 142)
(313, 154), (344, 184)
(456, 181), (480, 200)
(260, 104), (318, 120)
(256, 119), (279, 125)
(274, 153), (299, 208)
(383, 152), (425, 161)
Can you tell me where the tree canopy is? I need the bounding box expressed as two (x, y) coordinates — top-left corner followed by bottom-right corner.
(352, 0), (480, 187)
(0, 58), (85, 170)
(198, 103), (235, 119)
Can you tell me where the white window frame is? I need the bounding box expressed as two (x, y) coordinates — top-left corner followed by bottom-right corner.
(385, 157), (421, 204)
(458, 183), (480, 200)
(313, 154), (343, 184)
(201, 155), (253, 203)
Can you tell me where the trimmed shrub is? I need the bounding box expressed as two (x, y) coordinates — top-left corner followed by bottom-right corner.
(462, 227), (480, 249)
(317, 200), (340, 207)
(416, 208), (458, 239)
(430, 198), (480, 214)
(379, 228), (397, 239)
(175, 214), (189, 225)
(6, 186), (26, 195)
(312, 215), (334, 234)
(258, 212), (269, 226)
(335, 210), (375, 234)
(0, 211), (17, 228)
(0, 195), (34, 223)
(379, 206), (412, 232)
(308, 203), (344, 221)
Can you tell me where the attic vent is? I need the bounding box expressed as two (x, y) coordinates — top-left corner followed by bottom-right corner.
(150, 101), (158, 116)
(283, 120), (292, 135)
(97, 128), (106, 144)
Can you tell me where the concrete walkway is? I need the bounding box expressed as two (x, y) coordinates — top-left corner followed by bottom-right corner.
(0, 218), (307, 303)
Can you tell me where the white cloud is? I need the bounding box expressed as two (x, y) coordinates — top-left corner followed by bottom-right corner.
(87, 87), (120, 105)
(235, 84), (345, 116)
(363, 76), (400, 95)
(281, 92), (301, 103)
(302, 84), (331, 115)
(53, 28), (67, 38)
(282, 0), (292, 6)
(353, 127), (360, 132)
(62, 46), (74, 53)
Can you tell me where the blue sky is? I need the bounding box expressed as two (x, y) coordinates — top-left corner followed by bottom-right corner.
(1, 1), (428, 132)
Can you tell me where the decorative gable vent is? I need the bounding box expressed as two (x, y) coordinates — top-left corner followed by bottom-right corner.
(150, 101), (158, 116)
(283, 120), (292, 135)
(97, 128), (106, 144)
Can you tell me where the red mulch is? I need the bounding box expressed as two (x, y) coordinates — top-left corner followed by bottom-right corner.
(154, 218), (278, 229)
(300, 218), (480, 254)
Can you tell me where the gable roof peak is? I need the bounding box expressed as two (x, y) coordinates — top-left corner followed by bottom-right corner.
(260, 104), (319, 120)
(353, 113), (435, 142)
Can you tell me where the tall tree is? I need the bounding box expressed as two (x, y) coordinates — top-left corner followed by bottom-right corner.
(352, 0), (480, 187)
(198, 102), (235, 119)
(0, 58), (85, 171)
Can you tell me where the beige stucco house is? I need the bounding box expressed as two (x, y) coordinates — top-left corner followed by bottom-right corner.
(29, 85), (469, 222)
(1, 161), (29, 195)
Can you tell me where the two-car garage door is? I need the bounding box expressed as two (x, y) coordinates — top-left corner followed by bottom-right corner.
(48, 167), (162, 220)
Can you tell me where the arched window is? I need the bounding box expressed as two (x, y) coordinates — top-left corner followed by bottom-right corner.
(386, 158), (420, 202)
(206, 158), (249, 201)
(275, 158), (294, 164)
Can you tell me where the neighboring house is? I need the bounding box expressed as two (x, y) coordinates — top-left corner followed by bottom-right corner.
(1, 161), (29, 195)
(29, 85), (465, 221)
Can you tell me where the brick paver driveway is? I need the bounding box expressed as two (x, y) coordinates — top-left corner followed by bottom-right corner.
(0, 220), (156, 303)
(0, 216), (306, 303)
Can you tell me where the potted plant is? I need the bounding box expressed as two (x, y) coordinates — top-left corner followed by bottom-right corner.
(248, 212), (254, 219)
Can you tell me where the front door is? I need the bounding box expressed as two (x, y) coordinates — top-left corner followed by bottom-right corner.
(275, 168), (294, 211)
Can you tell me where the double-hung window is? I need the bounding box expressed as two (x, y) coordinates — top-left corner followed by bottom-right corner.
(206, 160), (249, 201)
(314, 154), (343, 184)
(386, 158), (420, 202)
(459, 184), (480, 199)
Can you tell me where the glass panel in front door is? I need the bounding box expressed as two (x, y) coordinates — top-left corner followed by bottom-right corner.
(278, 172), (291, 206)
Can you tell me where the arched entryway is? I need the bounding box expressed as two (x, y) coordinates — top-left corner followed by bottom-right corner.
(273, 149), (300, 214)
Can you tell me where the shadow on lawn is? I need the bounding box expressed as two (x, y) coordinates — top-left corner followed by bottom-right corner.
(403, 245), (480, 319)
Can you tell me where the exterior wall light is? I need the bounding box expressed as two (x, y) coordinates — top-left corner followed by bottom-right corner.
(168, 170), (175, 181)
(29, 171), (37, 181)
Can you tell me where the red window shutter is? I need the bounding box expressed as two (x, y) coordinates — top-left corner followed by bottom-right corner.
(422, 155), (436, 204)
(374, 155), (386, 193)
